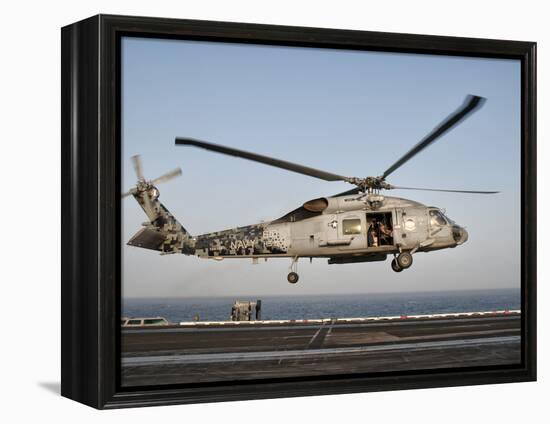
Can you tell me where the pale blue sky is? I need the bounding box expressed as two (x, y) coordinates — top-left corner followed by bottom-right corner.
(121, 36), (520, 297)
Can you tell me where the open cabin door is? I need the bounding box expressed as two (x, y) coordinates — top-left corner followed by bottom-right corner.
(366, 211), (395, 249)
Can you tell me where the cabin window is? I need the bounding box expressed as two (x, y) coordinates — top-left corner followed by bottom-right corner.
(429, 209), (447, 226)
(126, 319), (141, 325)
(342, 218), (362, 235)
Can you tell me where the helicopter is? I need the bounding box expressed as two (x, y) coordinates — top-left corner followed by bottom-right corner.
(123, 94), (498, 284)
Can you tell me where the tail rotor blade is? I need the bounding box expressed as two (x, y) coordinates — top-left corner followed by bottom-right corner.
(121, 189), (135, 198)
(131, 155), (145, 181)
(150, 168), (182, 186)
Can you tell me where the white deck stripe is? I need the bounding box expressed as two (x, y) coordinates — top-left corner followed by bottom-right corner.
(178, 310), (521, 326)
(307, 322), (326, 347)
(122, 335), (520, 366)
(131, 315), (519, 334)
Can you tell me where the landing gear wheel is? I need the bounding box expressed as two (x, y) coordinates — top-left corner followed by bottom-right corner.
(397, 252), (413, 269)
(391, 259), (403, 273)
(287, 272), (299, 284)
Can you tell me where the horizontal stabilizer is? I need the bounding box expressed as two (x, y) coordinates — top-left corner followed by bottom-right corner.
(127, 227), (165, 251)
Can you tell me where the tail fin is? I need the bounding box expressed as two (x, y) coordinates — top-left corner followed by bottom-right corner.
(127, 189), (195, 254)
(123, 155), (195, 254)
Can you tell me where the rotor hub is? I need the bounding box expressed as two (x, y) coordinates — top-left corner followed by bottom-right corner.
(136, 181), (150, 192)
(122, 155), (182, 200)
(345, 176), (392, 192)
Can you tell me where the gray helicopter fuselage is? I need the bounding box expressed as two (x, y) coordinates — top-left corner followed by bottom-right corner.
(126, 94), (489, 278)
(190, 195), (468, 262)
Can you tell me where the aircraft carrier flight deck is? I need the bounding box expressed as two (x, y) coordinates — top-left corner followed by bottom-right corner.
(121, 310), (521, 387)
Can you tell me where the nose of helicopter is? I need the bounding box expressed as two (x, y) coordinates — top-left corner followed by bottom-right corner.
(453, 226), (469, 245)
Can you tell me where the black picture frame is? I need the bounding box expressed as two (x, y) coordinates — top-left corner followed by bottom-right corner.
(61, 14), (536, 409)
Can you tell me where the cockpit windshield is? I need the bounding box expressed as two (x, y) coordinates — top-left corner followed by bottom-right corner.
(442, 211), (455, 224)
(429, 209), (448, 227)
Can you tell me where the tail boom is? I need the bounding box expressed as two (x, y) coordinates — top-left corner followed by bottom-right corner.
(128, 190), (195, 254)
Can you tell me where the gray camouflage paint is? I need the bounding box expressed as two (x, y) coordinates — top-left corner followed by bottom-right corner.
(128, 189), (290, 257)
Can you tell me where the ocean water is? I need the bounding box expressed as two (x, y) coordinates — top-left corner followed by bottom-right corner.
(122, 288), (520, 323)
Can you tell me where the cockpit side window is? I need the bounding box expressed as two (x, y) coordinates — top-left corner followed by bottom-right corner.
(429, 209), (447, 227)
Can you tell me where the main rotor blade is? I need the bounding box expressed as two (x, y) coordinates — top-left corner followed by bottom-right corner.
(331, 187), (362, 197)
(381, 95), (486, 179)
(150, 168), (182, 186)
(390, 185), (499, 194)
(131, 155), (145, 181)
(175, 137), (348, 182)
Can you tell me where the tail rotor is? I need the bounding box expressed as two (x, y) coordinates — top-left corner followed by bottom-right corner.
(122, 155), (182, 221)
(132, 154), (146, 182)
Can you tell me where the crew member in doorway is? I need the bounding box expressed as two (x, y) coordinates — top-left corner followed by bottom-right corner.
(368, 219), (379, 247)
(379, 221), (393, 245)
